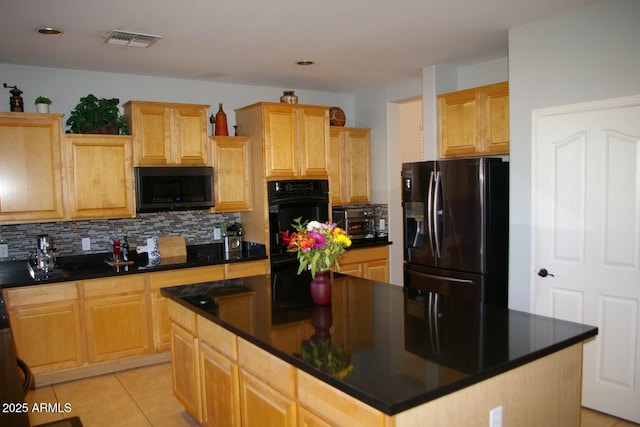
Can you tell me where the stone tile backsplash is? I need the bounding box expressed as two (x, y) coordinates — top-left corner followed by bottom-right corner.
(0, 210), (240, 260)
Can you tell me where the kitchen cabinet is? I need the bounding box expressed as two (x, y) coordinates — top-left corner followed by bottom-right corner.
(329, 127), (371, 205)
(235, 102), (330, 178)
(338, 245), (389, 282)
(149, 265), (225, 352)
(3, 283), (84, 374)
(238, 338), (297, 427)
(82, 276), (149, 363)
(438, 81), (509, 158)
(0, 113), (65, 224)
(124, 101), (209, 166)
(64, 134), (135, 219)
(209, 136), (251, 212)
(168, 299), (202, 422)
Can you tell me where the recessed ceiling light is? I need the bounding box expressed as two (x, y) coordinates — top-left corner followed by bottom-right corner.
(296, 60), (315, 66)
(37, 27), (63, 35)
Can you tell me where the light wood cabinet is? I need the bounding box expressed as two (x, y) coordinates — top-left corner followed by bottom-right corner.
(82, 276), (149, 363)
(438, 81), (509, 158)
(168, 299), (202, 422)
(235, 102), (330, 178)
(338, 245), (389, 282)
(124, 101), (209, 165)
(3, 283), (83, 374)
(209, 136), (251, 212)
(64, 134), (135, 219)
(149, 265), (225, 352)
(329, 127), (371, 205)
(0, 113), (65, 224)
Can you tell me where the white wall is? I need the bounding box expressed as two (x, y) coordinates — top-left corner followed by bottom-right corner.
(508, 0), (640, 311)
(0, 64), (355, 129)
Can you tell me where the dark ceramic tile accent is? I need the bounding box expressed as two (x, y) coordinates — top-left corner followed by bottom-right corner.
(0, 211), (240, 260)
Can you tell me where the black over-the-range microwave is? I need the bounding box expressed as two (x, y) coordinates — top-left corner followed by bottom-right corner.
(134, 166), (214, 213)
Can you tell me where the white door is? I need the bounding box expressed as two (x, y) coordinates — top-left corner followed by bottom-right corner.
(532, 94), (640, 423)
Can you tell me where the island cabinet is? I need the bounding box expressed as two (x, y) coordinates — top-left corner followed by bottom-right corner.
(64, 134), (135, 220)
(438, 81), (509, 158)
(209, 136), (251, 212)
(0, 113), (65, 224)
(82, 275), (149, 363)
(124, 101), (209, 166)
(338, 245), (389, 283)
(2, 283), (83, 374)
(329, 127), (371, 205)
(235, 102), (330, 178)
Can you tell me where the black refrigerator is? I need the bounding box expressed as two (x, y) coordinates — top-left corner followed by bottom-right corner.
(402, 157), (509, 306)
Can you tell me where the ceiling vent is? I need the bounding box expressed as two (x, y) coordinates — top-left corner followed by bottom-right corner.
(104, 30), (162, 48)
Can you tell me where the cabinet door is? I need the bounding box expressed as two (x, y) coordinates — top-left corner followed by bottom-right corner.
(174, 106), (208, 165)
(65, 134), (134, 219)
(84, 292), (149, 362)
(200, 342), (241, 427)
(364, 259), (389, 282)
(438, 88), (482, 158)
(128, 103), (172, 165)
(0, 113), (65, 223)
(298, 106), (329, 177)
(329, 128), (347, 205)
(482, 82), (510, 155)
(9, 301), (83, 374)
(263, 105), (298, 177)
(239, 369), (297, 427)
(210, 136), (251, 212)
(171, 322), (202, 422)
(344, 128), (371, 204)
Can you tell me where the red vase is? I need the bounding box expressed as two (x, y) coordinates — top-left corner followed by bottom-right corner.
(310, 271), (332, 305)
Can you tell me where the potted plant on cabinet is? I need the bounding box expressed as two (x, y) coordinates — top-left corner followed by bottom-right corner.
(66, 94), (129, 134)
(35, 96), (52, 113)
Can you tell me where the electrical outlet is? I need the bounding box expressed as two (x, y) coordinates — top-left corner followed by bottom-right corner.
(82, 237), (91, 251)
(0, 243), (8, 258)
(490, 406), (503, 427)
(213, 228), (222, 240)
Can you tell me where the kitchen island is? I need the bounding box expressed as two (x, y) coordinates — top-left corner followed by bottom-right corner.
(162, 273), (598, 426)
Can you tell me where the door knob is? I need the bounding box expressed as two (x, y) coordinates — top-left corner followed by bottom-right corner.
(537, 268), (555, 278)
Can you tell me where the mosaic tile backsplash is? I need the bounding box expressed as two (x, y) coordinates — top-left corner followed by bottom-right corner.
(0, 210), (240, 261)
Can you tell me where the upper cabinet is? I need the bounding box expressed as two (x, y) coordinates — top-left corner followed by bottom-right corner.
(124, 101), (209, 166)
(329, 127), (371, 205)
(235, 103), (329, 178)
(437, 81), (509, 158)
(64, 134), (135, 220)
(0, 113), (65, 224)
(209, 136), (251, 212)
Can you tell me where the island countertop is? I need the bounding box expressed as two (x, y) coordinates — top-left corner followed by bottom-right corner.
(161, 273), (598, 416)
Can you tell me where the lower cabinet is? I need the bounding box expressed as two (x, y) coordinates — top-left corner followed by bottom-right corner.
(338, 245), (389, 282)
(3, 283), (83, 374)
(239, 369), (297, 427)
(199, 342), (240, 427)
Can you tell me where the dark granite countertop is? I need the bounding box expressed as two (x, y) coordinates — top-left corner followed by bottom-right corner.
(161, 274), (598, 415)
(0, 242), (267, 289)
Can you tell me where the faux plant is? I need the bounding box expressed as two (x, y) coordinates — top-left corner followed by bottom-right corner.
(66, 94), (129, 135)
(280, 217), (352, 278)
(34, 96), (52, 105)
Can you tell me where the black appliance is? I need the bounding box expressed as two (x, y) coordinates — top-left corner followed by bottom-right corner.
(267, 180), (330, 305)
(402, 158), (509, 306)
(135, 166), (214, 212)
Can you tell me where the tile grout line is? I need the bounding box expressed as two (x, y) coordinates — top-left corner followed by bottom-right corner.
(113, 372), (155, 427)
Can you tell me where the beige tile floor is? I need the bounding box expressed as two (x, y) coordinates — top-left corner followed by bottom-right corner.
(25, 362), (639, 427)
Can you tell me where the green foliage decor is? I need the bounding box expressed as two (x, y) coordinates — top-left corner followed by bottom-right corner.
(66, 94), (129, 135)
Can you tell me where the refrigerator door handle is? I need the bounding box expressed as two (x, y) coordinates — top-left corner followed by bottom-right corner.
(433, 171), (442, 258)
(427, 170), (436, 256)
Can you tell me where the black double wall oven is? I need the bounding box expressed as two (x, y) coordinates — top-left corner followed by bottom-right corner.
(267, 180), (329, 309)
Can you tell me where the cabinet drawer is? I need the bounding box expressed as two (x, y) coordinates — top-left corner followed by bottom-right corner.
(238, 337), (296, 398)
(197, 315), (237, 360)
(149, 265), (225, 289)
(168, 299), (196, 333)
(224, 260), (268, 279)
(5, 282), (78, 309)
(82, 275), (145, 298)
(341, 246), (389, 264)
